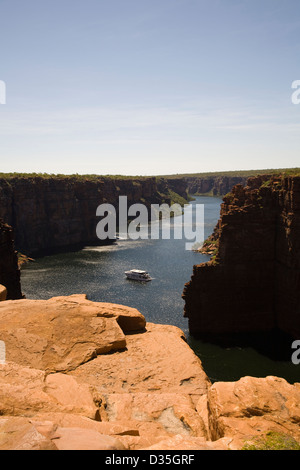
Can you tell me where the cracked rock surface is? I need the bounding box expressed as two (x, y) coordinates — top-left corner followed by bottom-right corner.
(0, 294), (299, 450)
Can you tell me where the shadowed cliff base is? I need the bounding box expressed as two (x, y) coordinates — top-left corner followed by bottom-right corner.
(183, 173), (300, 364)
(188, 329), (295, 363)
(0, 220), (23, 300)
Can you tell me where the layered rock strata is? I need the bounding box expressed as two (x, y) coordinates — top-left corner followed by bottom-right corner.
(0, 175), (189, 257)
(183, 174), (300, 351)
(0, 294), (299, 450)
(185, 175), (248, 196)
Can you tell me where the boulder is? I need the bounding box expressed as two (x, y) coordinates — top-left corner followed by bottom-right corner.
(206, 375), (300, 449)
(100, 391), (208, 448)
(68, 322), (211, 450)
(144, 434), (233, 451)
(0, 294), (145, 372)
(48, 427), (127, 451)
(0, 362), (101, 419)
(1, 295), (299, 450)
(0, 416), (127, 450)
(0, 417), (57, 450)
(70, 322), (210, 398)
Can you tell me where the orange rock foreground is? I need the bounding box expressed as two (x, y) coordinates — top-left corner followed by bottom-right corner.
(0, 294), (299, 450)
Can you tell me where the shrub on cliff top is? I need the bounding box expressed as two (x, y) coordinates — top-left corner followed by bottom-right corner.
(242, 432), (300, 451)
(0, 172), (150, 181)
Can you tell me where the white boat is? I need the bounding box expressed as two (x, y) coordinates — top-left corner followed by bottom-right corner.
(125, 269), (153, 282)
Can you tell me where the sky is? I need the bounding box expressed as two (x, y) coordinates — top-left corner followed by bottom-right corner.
(0, 0), (300, 176)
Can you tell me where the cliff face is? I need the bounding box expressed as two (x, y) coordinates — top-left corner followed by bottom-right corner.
(163, 177), (191, 201)
(0, 221), (23, 299)
(0, 176), (188, 256)
(183, 174), (300, 351)
(185, 175), (248, 196)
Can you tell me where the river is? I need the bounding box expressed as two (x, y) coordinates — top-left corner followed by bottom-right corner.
(21, 196), (299, 383)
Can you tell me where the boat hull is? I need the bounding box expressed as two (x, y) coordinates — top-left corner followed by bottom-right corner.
(125, 275), (152, 282)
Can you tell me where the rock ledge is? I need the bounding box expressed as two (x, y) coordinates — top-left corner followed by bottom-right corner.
(0, 295), (299, 450)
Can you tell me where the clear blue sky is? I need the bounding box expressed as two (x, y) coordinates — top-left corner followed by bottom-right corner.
(0, 0), (299, 175)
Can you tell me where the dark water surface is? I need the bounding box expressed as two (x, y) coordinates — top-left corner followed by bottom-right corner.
(21, 197), (299, 383)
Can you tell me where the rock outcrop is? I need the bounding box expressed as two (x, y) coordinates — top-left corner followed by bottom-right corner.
(0, 294), (146, 373)
(0, 294), (299, 450)
(0, 221), (23, 300)
(0, 295), (211, 450)
(205, 376), (300, 448)
(185, 175), (248, 196)
(182, 169), (298, 196)
(0, 175), (189, 257)
(183, 174), (300, 354)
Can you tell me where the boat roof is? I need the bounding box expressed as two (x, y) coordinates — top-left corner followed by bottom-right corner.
(128, 269), (148, 274)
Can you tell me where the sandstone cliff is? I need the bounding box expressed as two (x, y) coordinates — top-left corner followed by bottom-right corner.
(0, 295), (299, 450)
(183, 174), (300, 354)
(185, 175), (248, 196)
(174, 168), (299, 196)
(0, 175), (189, 257)
(0, 221), (23, 300)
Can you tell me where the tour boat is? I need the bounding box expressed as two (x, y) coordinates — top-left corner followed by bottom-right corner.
(125, 269), (153, 282)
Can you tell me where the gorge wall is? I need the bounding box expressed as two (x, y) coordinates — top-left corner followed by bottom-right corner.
(183, 174), (300, 354)
(184, 175), (248, 196)
(0, 175), (189, 257)
(182, 169), (298, 196)
(0, 172), (278, 258)
(0, 221), (23, 300)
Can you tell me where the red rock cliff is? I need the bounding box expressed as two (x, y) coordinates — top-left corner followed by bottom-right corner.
(0, 175), (188, 256)
(185, 175), (248, 196)
(182, 174), (300, 351)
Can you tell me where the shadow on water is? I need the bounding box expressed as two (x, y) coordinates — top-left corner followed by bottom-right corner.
(187, 331), (299, 384)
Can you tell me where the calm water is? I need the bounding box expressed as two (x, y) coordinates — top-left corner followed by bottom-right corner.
(21, 197), (299, 383)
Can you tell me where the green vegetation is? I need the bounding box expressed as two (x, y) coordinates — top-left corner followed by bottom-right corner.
(167, 189), (189, 206)
(261, 179), (273, 188)
(197, 235), (220, 264)
(159, 167), (300, 179)
(223, 191), (235, 202)
(191, 189), (215, 197)
(17, 252), (34, 268)
(0, 172), (151, 181)
(155, 188), (187, 217)
(0, 168), (299, 182)
(242, 432), (300, 451)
